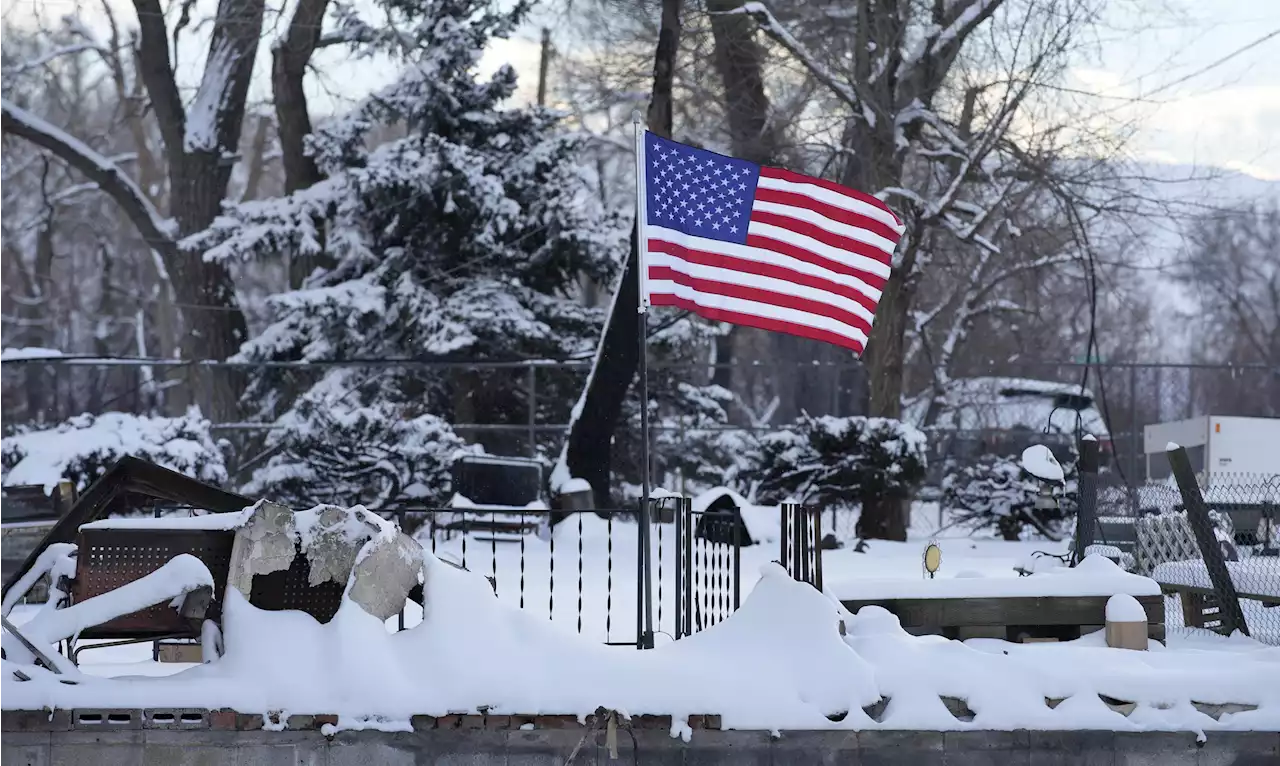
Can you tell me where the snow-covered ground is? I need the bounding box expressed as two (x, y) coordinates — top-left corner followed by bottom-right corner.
(19, 502), (1065, 671)
(5, 501), (1279, 734)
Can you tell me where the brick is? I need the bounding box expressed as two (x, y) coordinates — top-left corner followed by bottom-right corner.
(208, 710), (235, 731)
(409, 715), (436, 731)
(71, 709), (141, 730)
(313, 714), (339, 728)
(457, 714), (486, 729)
(531, 715), (582, 729)
(688, 714), (721, 730)
(285, 714), (315, 730)
(236, 713), (264, 731)
(484, 714), (511, 729)
(629, 714), (673, 730)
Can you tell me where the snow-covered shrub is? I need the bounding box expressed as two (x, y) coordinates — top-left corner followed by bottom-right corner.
(942, 454), (1078, 541)
(744, 415), (927, 507)
(1, 409), (227, 492)
(243, 382), (470, 509)
(192, 0), (630, 503)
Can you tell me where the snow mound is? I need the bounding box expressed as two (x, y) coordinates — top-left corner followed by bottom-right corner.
(831, 554), (1160, 600)
(2, 558), (876, 730)
(1106, 594), (1147, 623)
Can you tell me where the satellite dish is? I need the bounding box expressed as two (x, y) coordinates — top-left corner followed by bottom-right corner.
(1021, 445), (1065, 483)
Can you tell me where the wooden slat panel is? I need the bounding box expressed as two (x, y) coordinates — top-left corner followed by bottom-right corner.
(841, 595), (1165, 629)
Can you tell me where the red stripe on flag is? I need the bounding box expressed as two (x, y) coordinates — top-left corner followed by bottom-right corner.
(759, 166), (901, 225)
(647, 238), (881, 315)
(744, 233), (888, 291)
(648, 266), (874, 339)
(752, 187), (902, 246)
(751, 208), (895, 267)
(650, 293), (866, 354)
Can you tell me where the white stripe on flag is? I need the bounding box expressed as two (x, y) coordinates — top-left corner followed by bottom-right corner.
(646, 252), (877, 325)
(647, 226), (883, 302)
(756, 174), (903, 234)
(751, 199), (899, 254)
(647, 279), (871, 346)
(746, 220), (893, 279)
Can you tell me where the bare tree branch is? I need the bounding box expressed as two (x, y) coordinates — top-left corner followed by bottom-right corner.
(2, 98), (176, 261)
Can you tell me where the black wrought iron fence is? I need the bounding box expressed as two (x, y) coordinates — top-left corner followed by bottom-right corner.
(671, 498), (742, 639)
(380, 507), (648, 646)
(779, 503), (824, 592)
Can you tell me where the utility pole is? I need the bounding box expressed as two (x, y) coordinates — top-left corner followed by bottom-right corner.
(536, 27), (551, 107)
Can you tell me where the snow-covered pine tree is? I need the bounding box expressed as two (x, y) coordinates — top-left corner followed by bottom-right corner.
(192, 0), (629, 508)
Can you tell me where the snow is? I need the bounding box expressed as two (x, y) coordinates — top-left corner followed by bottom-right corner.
(1, 543), (76, 618)
(1021, 445), (1064, 483)
(17, 554), (211, 649)
(81, 511), (255, 532)
(1, 409), (227, 493)
(560, 477), (592, 494)
(4, 559), (877, 731)
(905, 376), (1110, 436)
(1167, 442), (1181, 452)
(0, 347), (64, 361)
(690, 487), (782, 544)
(1106, 594), (1147, 623)
(829, 555), (1160, 600)
(183, 39), (237, 154)
(1151, 560), (1280, 599)
(4, 501), (1280, 734)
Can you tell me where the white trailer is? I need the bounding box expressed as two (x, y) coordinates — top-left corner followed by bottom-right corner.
(1143, 415), (1280, 482)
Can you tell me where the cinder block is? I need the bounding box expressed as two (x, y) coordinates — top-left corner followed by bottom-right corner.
(1, 739), (50, 766)
(859, 730), (944, 766)
(681, 729), (773, 766)
(141, 709), (209, 730)
(771, 731), (857, 766)
(2, 710), (71, 732)
(71, 709), (141, 730)
(327, 740), (415, 766)
(1028, 730), (1116, 766)
(140, 745), (234, 766)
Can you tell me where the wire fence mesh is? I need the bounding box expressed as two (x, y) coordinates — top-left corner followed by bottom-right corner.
(1129, 474), (1280, 644)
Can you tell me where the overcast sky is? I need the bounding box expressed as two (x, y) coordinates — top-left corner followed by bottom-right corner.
(1063, 0), (1280, 179)
(3, 0), (1277, 179)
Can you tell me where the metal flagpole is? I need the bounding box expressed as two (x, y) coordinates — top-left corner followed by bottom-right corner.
(633, 111), (655, 650)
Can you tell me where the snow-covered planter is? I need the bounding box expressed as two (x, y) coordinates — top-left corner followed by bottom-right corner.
(0, 409), (227, 493)
(941, 454), (1078, 541)
(745, 415), (927, 508)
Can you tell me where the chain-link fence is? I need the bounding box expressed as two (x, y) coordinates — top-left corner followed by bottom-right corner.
(3, 356), (1275, 482)
(1128, 474), (1280, 644)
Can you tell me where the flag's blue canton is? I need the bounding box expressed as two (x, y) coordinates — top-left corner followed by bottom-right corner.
(644, 132), (760, 246)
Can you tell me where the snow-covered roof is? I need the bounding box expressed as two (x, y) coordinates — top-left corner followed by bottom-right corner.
(909, 376), (1109, 437)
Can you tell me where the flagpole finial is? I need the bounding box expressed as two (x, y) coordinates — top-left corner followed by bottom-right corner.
(632, 109), (643, 126)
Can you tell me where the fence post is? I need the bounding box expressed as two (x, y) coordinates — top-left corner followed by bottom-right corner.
(1074, 436), (1100, 564)
(526, 364), (537, 459)
(1167, 444), (1249, 637)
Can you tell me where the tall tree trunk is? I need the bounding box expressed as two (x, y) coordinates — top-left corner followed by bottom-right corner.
(273, 0), (329, 289)
(707, 0), (777, 396)
(563, 0), (681, 505)
(840, 105), (913, 540)
(130, 0), (265, 421)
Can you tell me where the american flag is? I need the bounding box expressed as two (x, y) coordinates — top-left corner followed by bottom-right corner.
(640, 132), (904, 355)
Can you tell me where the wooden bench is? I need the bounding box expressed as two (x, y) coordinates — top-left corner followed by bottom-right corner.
(841, 594), (1166, 643)
(1156, 581), (1280, 631)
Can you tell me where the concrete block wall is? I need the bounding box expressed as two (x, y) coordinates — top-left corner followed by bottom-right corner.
(3, 725), (1278, 765)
